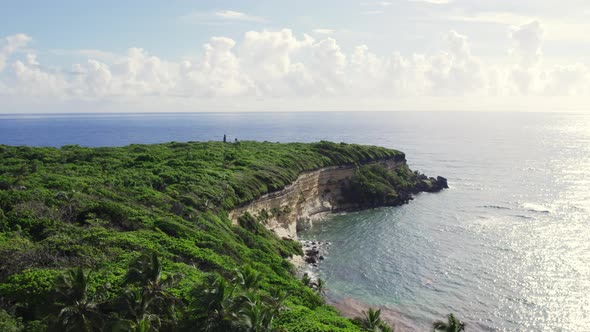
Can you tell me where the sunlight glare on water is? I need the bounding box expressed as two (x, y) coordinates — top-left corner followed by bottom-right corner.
(299, 112), (590, 331)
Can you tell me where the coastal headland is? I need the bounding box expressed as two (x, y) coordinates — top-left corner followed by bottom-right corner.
(0, 141), (446, 331)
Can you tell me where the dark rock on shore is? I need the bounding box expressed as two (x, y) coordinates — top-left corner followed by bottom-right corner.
(301, 240), (329, 268)
(435, 176), (449, 189)
(412, 174), (448, 193)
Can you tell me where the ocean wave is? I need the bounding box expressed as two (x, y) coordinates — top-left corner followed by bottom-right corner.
(480, 205), (512, 210)
(510, 214), (535, 220)
(520, 202), (552, 213)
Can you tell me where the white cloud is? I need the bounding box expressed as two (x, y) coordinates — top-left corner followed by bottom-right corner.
(508, 21), (544, 94)
(510, 20), (543, 67)
(450, 11), (537, 25)
(543, 64), (589, 96)
(426, 30), (486, 95)
(180, 10), (266, 25)
(448, 11), (590, 43)
(0, 33), (32, 72)
(178, 36), (253, 97)
(214, 10), (266, 22)
(12, 56), (67, 97)
(0, 22), (588, 112)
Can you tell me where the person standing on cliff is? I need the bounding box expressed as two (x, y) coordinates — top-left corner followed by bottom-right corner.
(223, 134), (227, 143)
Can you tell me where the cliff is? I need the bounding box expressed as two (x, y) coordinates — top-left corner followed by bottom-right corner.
(229, 157), (447, 240)
(0, 141), (445, 331)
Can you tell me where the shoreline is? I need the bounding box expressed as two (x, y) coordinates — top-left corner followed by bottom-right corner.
(293, 214), (415, 331)
(326, 296), (419, 332)
(294, 210), (425, 332)
(228, 154), (447, 330)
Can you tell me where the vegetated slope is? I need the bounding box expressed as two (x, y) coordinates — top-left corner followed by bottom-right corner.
(0, 141), (419, 331)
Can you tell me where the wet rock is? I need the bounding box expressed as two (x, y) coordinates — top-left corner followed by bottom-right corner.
(436, 176), (449, 189)
(305, 249), (319, 256)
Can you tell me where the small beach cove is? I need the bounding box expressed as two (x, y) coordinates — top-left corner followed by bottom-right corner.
(297, 208), (431, 331)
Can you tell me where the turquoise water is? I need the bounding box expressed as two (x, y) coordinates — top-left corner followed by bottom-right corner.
(2, 112), (589, 331)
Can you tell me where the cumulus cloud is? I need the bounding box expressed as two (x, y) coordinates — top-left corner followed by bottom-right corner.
(508, 21), (545, 94)
(426, 30), (486, 95)
(0, 22), (588, 111)
(543, 64), (589, 96)
(511, 20), (543, 67)
(0, 33), (32, 72)
(12, 56), (67, 97)
(185, 37), (251, 97)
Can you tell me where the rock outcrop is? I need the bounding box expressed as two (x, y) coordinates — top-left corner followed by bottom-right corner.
(229, 157), (446, 240)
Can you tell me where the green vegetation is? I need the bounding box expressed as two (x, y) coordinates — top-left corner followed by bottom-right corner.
(353, 308), (393, 332)
(342, 163), (418, 207)
(432, 314), (466, 332)
(0, 141), (410, 331)
(0, 140), (453, 331)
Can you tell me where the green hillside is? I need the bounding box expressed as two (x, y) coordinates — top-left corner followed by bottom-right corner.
(0, 141), (423, 331)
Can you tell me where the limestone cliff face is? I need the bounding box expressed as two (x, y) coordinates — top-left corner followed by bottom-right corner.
(229, 158), (405, 239)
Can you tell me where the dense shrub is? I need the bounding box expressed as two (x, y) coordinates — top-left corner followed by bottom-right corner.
(0, 141), (407, 330)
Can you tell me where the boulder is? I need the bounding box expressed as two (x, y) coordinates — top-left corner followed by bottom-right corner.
(436, 176), (449, 189)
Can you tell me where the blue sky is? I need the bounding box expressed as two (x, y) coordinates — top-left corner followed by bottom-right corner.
(1, 0), (589, 112)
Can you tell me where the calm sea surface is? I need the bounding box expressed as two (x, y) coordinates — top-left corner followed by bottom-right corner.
(1, 112), (589, 331)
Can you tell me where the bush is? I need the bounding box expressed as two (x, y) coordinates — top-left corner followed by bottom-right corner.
(0, 141), (413, 331)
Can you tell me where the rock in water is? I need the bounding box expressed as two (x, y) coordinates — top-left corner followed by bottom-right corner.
(436, 176), (449, 189)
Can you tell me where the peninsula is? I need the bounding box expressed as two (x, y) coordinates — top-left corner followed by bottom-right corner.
(0, 141), (446, 331)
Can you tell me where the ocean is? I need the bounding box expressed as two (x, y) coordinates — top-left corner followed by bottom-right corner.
(1, 111), (589, 331)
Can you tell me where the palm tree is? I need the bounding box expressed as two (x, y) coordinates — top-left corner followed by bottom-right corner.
(266, 288), (288, 316)
(301, 274), (311, 287)
(356, 308), (394, 332)
(121, 289), (160, 328)
(236, 292), (274, 332)
(189, 276), (240, 331)
(433, 313), (465, 332)
(124, 253), (181, 328)
(53, 268), (104, 332)
(316, 278), (326, 295)
(235, 266), (262, 291)
(125, 253), (165, 286)
(360, 308), (382, 331)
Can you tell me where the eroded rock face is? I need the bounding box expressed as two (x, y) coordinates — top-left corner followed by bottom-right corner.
(296, 216), (313, 232)
(229, 158), (442, 239)
(229, 156), (448, 276)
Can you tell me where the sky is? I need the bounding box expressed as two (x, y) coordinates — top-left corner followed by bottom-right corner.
(1, 0), (589, 113)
